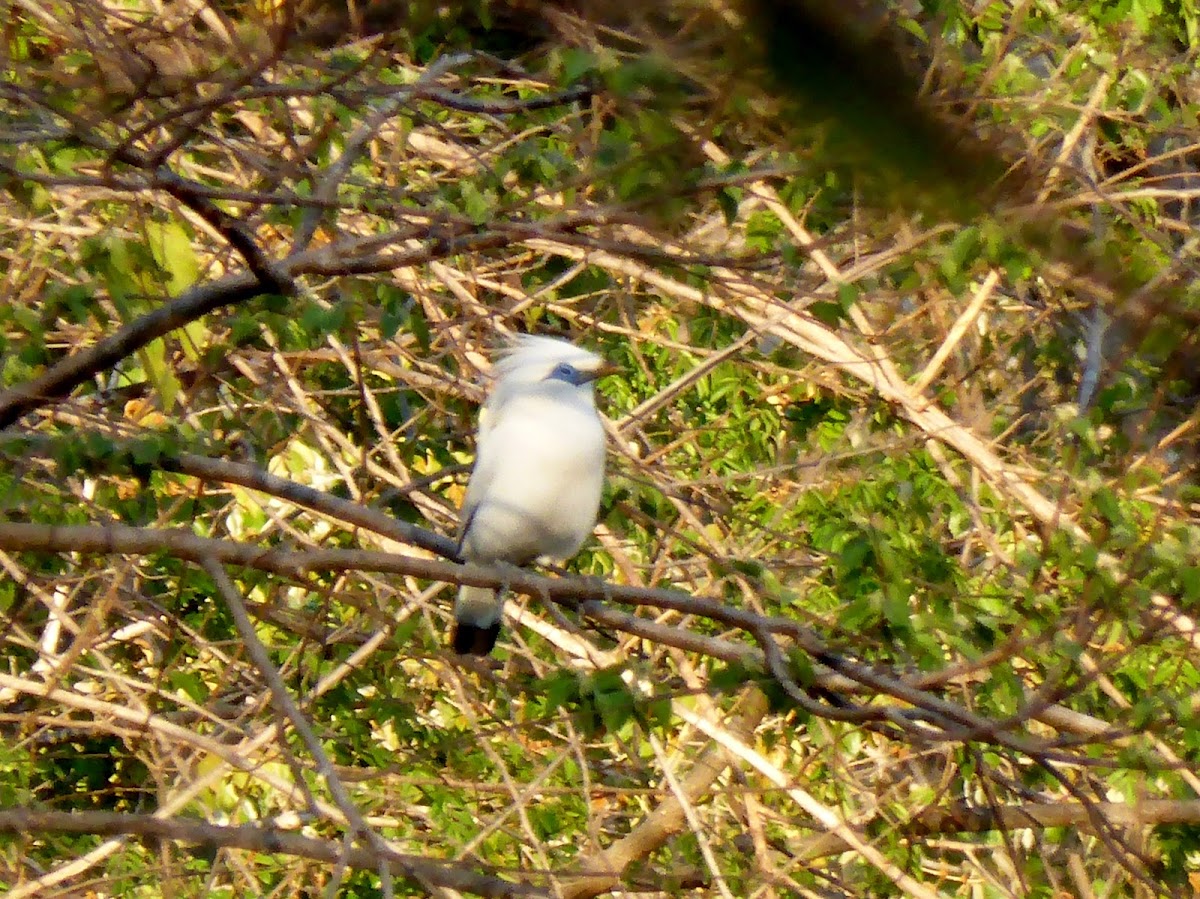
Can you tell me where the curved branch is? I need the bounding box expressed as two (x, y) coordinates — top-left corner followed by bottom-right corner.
(166, 450), (460, 560)
(0, 272), (259, 430)
(0, 521), (1125, 758)
(0, 227), (505, 430)
(293, 51), (476, 252)
(200, 558), (389, 864)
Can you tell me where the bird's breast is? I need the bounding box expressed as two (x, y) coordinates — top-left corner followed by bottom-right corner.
(461, 393), (606, 564)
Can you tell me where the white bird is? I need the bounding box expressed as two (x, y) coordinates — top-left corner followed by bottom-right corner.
(452, 335), (615, 656)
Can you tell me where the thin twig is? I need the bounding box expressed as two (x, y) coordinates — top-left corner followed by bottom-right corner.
(200, 556), (401, 896)
(293, 51), (476, 252)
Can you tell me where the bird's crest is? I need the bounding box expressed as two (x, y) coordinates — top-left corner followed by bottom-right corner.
(492, 334), (604, 383)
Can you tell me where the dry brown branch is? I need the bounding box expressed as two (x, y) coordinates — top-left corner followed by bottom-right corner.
(0, 520), (1140, 760)
(293, 50), (476, 252)
(794, 799), (1200, 862)
(199, 557), (400, 892)
(0, 593), (420, 895)
(521, 236), (1200, 656)
(0, 270), (256, 428)
(677, 702), (945, 899)
(167, 449), (459, 558)
(0, 808), (546, 898)
(5, 5), (1198, 894)
(558, 689), (769, 899)
(0, 225), (510, 429)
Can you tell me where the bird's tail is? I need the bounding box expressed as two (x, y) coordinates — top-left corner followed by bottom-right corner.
(451, 585), (502, 655)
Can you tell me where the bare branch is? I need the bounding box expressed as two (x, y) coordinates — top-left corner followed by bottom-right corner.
(0, 271), (258, 430)
(0, 521), (1129, 760)
(792, 799), (1200, 862)
(200, 557), (393, 881)
(167, 450), (460, 560)
(558, 690), (769, 899)
(0, 227), (506, 429)
(0, 808), (546, 898)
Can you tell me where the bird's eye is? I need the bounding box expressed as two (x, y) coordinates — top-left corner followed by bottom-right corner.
(546, 362), (585, 385)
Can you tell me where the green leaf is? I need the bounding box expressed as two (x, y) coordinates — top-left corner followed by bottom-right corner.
(839, 535), (874, 575)
(1180, 566), (1200, 607)
(459, 182), (492, 225)
(146, 220), (199, 296)
(170, 671), (208, 703)
(716, 187), (740, 225)
(809, 300), (847, 326)
(137, 337), (180, 412)
(1092, 487), (1122, 525)
(559, 48), (599, 86)
(940, 225), (981, 282)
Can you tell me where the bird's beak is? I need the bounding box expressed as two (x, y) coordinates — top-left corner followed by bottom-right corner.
(585, 360), (621, 382)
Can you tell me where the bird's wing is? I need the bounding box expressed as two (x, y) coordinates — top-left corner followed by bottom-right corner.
(456, 475), (481, 549)
(456, 410), (505, 548)
(458, 339), (601, 551)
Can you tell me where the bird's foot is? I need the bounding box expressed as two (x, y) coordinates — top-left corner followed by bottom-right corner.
(494, 560), (524, 598)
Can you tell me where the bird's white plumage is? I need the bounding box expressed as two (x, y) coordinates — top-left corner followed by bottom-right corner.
(452, 335), (610, 655)
(481, 336), (606, 421)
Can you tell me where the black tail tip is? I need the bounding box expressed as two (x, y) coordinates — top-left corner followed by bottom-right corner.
(451, 622), (501, 656)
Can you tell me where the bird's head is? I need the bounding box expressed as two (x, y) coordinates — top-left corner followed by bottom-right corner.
(493, 335), (618, 394)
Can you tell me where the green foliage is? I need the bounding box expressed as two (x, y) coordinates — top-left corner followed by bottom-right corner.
(530, 667), (673, 738)
(2, 0), (1199, 894)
